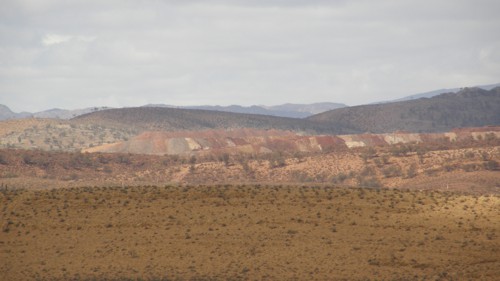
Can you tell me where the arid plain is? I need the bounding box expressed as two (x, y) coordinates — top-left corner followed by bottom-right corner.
(1, 184), (499, 280)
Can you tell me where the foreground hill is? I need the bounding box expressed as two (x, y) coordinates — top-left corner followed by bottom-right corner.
(73, 107), (342, 134)
(309, 87), (500, 133)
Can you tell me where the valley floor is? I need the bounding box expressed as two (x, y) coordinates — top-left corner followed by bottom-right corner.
(1, 185), (499, 280)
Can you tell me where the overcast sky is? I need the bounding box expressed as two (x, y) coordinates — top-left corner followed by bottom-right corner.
(1, 0), (499, 112)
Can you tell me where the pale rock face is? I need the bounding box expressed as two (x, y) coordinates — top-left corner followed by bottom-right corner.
(344, 141), (366, 148)
(444, 132), (458, 142)
(185, 138), (202, 151)
(383, 133), (422, 145)
(338, 135), (366, 148)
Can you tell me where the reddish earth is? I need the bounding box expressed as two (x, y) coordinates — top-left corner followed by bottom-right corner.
(83, 129), (349, 155)
(83, 127), (500, 156)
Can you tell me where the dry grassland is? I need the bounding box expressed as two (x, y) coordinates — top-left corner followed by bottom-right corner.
(1, 185), (499, 280)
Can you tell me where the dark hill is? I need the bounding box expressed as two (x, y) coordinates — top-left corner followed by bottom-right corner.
(142, 102), (346, 118)
(73, 107), (345, 134)
(308, 87), (500, 133)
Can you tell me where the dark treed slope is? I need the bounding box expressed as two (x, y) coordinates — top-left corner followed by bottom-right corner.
(308, 87), (500, 133)
(388, 82), (500, 102)
(73, 107), (347, 134)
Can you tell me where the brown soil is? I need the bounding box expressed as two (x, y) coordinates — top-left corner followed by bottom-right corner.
(1, 185), (498, 280)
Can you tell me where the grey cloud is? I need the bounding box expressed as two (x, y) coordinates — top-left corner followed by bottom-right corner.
(1, 0), (499, 112)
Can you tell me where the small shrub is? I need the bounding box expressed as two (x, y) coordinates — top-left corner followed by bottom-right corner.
(382, 165), (402, 178)
(360, 166), (376, 177)
(189, 155), (197, 165)
(103, 166), (113, 174)
(357, 176), (382, 188)
(425, 168), (440, 176)
(464, 151), (475, 159)
(361, 147), (376, 163)
(331, 173), (348, 183)
(484, 160), (499, 171)
(443, 164), (458, 172)
(0, 154), (8, 165)
(462, 163), (479, 172)
(22, 154), (35, 165)
(219, 153), (230, 167)
(406, 163), (417, 178)
(391, 144), (410, 157)
(1, 172), (18, 179)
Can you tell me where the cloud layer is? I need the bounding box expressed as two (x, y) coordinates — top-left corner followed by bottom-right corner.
(1, 0), (499, 112)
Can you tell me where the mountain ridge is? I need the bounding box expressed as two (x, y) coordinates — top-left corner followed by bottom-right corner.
(2, 82), (498, 120)
(308, 87), (500, 133)
(389, 82), (500, 102)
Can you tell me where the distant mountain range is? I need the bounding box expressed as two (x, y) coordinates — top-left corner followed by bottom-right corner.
(0, 103), (345, 121)
(0, 104), (32, 120)
(0, 106), (110, 121)
(1, 83), (499, 134)
(142, 102), (347, 118)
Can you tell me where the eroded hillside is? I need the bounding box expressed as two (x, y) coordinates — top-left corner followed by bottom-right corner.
(83, 127), (500, 156)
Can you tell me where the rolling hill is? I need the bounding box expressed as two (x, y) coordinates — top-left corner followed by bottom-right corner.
(308, 87), (500, 133)
(73, 107), (345, 134)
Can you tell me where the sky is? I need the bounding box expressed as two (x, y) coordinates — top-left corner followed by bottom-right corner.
(1, 0), (499, 112)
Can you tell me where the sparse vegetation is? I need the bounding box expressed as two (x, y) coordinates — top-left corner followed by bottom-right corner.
(1, 185), (497, 280)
